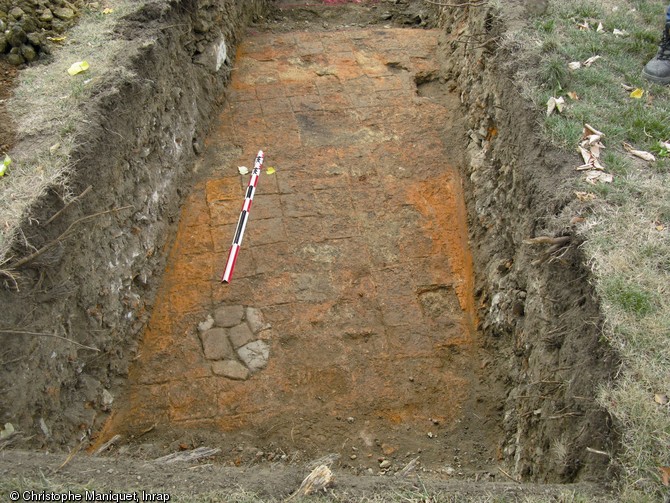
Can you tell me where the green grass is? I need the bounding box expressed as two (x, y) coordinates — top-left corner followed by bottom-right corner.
(510, 0), (670, 500)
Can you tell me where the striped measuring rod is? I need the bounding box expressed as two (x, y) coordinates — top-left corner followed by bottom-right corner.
(221, 150), (265, 284)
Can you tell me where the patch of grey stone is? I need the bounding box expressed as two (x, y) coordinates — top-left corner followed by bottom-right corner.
(197, 304), (272, 381)
(211, 360), (249, 381)
(201, 328), (235, 360)
(236, 340), (270, 373)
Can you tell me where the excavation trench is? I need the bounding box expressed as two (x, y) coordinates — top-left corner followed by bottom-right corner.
(1, 0), (617, 491)
(96, 27), (503, 476)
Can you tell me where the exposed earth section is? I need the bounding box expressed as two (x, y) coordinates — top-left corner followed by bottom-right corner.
(96, 26), (506, 478)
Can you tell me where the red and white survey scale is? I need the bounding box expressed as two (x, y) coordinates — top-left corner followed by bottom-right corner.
(220, 150), (265, 284)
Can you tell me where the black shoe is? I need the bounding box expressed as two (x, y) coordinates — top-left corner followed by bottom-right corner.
(642, 22), (670, 84)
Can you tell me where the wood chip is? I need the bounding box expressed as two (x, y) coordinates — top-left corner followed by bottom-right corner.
(153, 446), (221, 464)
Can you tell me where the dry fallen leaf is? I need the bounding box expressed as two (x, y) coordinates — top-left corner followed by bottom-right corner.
(659, 140), (670, 150)
(577, 21), (590, 30)
(568, 61), (582, 71)
(584, 170), (613, 184)
(621, 83), (635, 92)
(660, 466), (670, 486)
(629, 88), (644, 99)
(583, 124), (605, 138)
(613, 28), (628, 37)
(567, 91), (580, 100)
(623, 142), (655, 162)
(266, 166), (276, 175)
(546, 96), (565, 116)
(583, 55), (602, 67)
(654, 393), (669, 405)
(238, 166), (249, 175)
(570, 216), (586, 225)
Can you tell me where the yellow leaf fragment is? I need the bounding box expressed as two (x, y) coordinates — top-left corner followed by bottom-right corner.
(654, 393), (669, 405)
(266, 166), (276, 175)
(567, 91), (579, 100)
(102, 8), (114, 14)
(0, 154), (11, 177)
(575, 191), (597, 201)
(47, 36), (67, 43)
(629, 88), (644, 99)
(67, 60), (90, 76)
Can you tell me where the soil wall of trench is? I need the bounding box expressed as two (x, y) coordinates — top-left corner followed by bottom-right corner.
(0, 0), (617, 486)
(436, 2), (618, 483)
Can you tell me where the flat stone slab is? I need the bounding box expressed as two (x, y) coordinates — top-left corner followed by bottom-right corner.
(197, 315), (215, 333)
(214, 305), (245, 328)
(237, 340), (270, 373)
(201, 328), (235, 360)
(228, 323), (255, 349)
(246, 307), (271, 333)
(212, 360), (250, 380)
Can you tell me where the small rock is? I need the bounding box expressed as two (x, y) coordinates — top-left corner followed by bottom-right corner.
(347, 416), (355, 423)
(228, 323), (255, 349)
(21, 44), (37, 62)
(197, 315), (215, 333)
(214, 305), (244, 328)
(379, 460), (392, 469)
(7, 51), (25, 66)
(445, 466), (455, 476)
(236, 340), (270, 373)
(38, 418), (50, 438)
(53, 7), (76, 21)
(192, 137), (203, 155)
(201, 328), (235, 360)
(39, 8), (54, 22)
(9, 7), (25, 19)
(27, 32), (44, 48)
(427, 432), (435, 438)
(350, 454), (357, 460)
(101, 389), (114, 408)
(211, 360), (249, 380)
(245, 307), (271, 333)
(7, 26), (27, 48)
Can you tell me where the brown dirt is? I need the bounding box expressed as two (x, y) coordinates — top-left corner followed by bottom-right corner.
(93, 26), (505, 479)
(0, 59), (17, 153)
